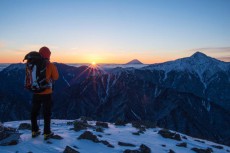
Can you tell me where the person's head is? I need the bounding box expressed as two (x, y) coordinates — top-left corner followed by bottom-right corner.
(39, 46), (51, 60)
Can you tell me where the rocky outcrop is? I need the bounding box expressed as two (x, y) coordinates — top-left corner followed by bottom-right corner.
(0, 124), (20, 146)
(123, 144), (151, 153)
(63, 146), (80, 153)
(158, 129), (181, 141)
(18, 123), (31, 130)
(78, 131), (99, 142)
(191, 147), (213, 153)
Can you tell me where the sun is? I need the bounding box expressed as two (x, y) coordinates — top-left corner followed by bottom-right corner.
(92, 61), (96, 65)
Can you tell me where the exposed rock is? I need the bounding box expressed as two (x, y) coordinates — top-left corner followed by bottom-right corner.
(78, 131), (114, 148)
(97, 134), (103, 137)
(176, 142), (187, 148)
(73, 145), (79, 149)
(115, 119), (127, 126)
(123, 144), (151, 153)
(78, 131), (99, 143)
(100, 140), (114, 148)
(169, 149), (175, 153)
(96, 127), (104, 133)
(132, 132), (140, 135)
(140, 144), (151, 153)
(124, 150), (140, 153)
(63, 146), (80, 153)
(191, 147), (213, 153)
(158, 129), (181, 141)
(80, 116), (93, 122)
(118, 141), (136, 147)
(182, 136), (187, 139)
(195, 139), (205, 143)
(46, 141), (52, 144)
(96, 121), (109, 128)
(174, 134), (182, 141)
(141, 121), (156, 129)
(67, 121), (74, 125)
(73, 120), (89, 131)
(131, 122), (146, 131)
(211, 145), (223, 149)
(51, 134), (63, 140)
(0, 125), (20, 146)
(18, 123), (31, 130)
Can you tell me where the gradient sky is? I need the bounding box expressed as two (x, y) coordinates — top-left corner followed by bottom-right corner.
(0, 0), (229, 64)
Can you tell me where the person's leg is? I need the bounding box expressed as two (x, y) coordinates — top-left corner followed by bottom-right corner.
(31, 94), (41, 132)
(42, 94), (52, 134)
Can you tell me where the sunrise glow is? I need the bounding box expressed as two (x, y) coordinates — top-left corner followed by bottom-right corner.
(0, 0), (229, 63)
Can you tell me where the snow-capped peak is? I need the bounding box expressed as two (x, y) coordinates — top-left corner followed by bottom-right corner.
(3, 63), (25, 72)
(191, 51), (209, 59)
(143, 51), (230, 77)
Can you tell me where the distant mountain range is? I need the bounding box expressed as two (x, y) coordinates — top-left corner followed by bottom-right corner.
(0, 52), (229, 146)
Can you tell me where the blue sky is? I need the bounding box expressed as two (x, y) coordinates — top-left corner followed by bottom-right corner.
(0, 0), (229, 63)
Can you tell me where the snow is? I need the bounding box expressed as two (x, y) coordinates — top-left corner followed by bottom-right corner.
(1, 120), (229, 153)
(154, 86), (161, 97)
(0, 64), (10, 72)
(130, 109), (141, 121)
(106, 75), (111, 96)
(143, 52), (230, 82)
(3, 63), (25, 72)
(62, 75), (70, 87)
(202, 100), (211, 112)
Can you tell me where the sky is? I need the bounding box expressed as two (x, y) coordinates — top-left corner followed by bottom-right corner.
(0, 0), (229, 64)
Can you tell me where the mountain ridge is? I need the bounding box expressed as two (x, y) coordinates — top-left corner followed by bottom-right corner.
(143, 51), (230, 74)
(0, 52), (229, 146)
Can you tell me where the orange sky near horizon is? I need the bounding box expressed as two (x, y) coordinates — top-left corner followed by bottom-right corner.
(1, 46), (230, 64)
(0, 49), (172, 64)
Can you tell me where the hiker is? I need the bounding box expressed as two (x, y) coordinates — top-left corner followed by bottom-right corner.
(25, 46), (59, 140)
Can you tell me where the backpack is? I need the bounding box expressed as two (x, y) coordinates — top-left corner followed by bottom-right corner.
(23, 51), (51, 93)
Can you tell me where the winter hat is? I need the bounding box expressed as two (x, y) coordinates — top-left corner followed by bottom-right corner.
(39, 46), (51, 59)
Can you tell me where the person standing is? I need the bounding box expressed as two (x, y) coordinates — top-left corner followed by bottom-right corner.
(31, 46), (59, 140)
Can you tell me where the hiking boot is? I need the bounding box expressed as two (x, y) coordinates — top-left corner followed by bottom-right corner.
(44, 132), (54, 140)
(32, 130), (41, 138)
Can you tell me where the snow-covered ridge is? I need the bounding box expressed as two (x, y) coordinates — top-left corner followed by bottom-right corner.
(3, 63), (25, 72)
(1, 119), (229, 153)
(143, 52), (230, 76)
